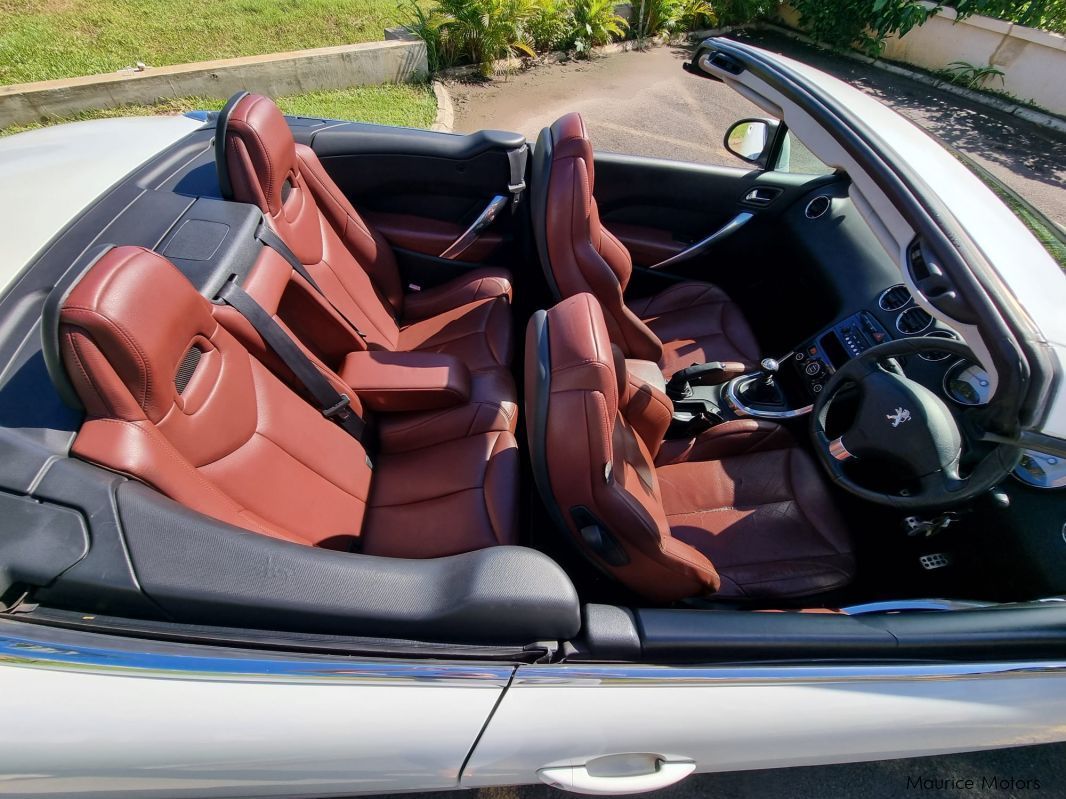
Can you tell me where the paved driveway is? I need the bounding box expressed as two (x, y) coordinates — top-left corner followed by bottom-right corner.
(449, 29), (1066, 226)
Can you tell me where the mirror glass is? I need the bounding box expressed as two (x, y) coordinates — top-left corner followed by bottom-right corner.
(726, 121), (770, 162)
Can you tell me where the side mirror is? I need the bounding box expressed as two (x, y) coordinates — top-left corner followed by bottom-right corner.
(724, 118), (780, 167)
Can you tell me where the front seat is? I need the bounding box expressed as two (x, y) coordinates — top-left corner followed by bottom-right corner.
(525, 293), (854, 602)
(532, 112), (760, 378)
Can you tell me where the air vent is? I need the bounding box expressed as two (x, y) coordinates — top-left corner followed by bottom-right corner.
(805, 195), (831, 219)
(878, 284), (911, 312)
(896, 307), (933, 335)
(918, 329), (958, 362)
(174, 346), (204, 394)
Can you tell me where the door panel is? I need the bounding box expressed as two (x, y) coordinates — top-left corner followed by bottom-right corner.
(307, 124), (526, 280)
(0, 621), (510, 798)
(594, 152), (832, 271)
(462, 662), (1066, 790)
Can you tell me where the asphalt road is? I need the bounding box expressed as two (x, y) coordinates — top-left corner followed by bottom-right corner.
(449, 29), (1066, 226)
(440, 31), (1066, 799)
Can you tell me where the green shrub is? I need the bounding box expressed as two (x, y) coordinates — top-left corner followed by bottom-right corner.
(952, 0), (1066, 34)
(632, 0), (682, 38)
(711, 0), (773, 25)
(570, 0), (629, 54)
(679, 0), (719, 29)
(529, 0), (575, 50)
(788, 0), (937, 54)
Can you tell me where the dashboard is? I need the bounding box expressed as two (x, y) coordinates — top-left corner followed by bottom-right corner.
(787, 261), (1060, 493)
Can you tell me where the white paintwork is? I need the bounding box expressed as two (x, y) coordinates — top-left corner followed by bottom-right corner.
(0, 115), (200, 291)
(463, 664), (1066, 788)
(0, 659), (505, 797)
(704, 46), (1066, 437)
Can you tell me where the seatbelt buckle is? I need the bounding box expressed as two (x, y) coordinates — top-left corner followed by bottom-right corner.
(322, 394), (352, 421)
(508, 181), (526, 195)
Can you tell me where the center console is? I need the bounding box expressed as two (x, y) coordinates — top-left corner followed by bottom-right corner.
(665, 309), (898, 433)
(788, 310), (890, 398)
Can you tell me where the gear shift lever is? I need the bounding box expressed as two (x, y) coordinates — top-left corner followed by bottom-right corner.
(748, 357), (785, 405)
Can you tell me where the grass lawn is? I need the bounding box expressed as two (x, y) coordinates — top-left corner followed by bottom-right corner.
(0, 0), (416, 85)
(0, 84), (439, 137)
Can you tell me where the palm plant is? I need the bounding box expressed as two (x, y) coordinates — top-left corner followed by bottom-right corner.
(437, 0), (536, 77)
(570, 0), (628, 55)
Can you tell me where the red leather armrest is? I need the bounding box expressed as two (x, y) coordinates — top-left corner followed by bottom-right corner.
(339, 351), (471, 413)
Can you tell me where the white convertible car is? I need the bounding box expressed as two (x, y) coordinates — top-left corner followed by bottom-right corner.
(1, 37), (1065, 798)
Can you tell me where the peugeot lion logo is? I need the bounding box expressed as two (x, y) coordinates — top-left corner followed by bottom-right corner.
(887, 407), (912, 428)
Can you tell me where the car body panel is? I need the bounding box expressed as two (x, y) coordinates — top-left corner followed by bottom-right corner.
(0, 115), (202, 291)
(461, 662), (1066, 788)
(0, 625), (511, 797)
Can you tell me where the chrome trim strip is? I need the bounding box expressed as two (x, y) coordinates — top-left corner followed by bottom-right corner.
(439, 195), (509, 260)
(0, 633), (513, 686)
(648, 212), (754, 270)
(514, 661), (1066, 687)
(896, 306), (934, 335)
(724, 375), (813, 419)
(842, 598), (994, 614)
(804, 195), (831, 219)
(829, 436), (854, 461)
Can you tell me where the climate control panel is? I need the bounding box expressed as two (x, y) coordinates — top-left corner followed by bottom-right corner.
(792, 311), (890, 397)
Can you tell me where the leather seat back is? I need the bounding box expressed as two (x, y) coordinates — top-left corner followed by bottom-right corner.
(525, 293), (720, 600)
(532, 113), (663, 363)
(57, 246), (373, 550)
(219, 93), (406, 347)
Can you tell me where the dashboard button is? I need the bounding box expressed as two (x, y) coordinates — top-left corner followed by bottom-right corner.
(805, 361), (821, 376)
(812, 383), (823, 393)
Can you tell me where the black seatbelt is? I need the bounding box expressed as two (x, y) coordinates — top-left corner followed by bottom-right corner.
(218, 280), (373, 458)
(254, 223), (369, 342)
(507, 146), (528, 212)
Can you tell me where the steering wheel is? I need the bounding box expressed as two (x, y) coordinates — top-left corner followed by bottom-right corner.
(811, 337), (1019, 510)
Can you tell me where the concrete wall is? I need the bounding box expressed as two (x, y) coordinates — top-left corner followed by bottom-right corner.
(0, 39), (428, 128)
(778, 2), (1066, 115)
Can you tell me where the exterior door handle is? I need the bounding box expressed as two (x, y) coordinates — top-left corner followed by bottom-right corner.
(439, 195), (509, 260)
(538, 757), (695, 795)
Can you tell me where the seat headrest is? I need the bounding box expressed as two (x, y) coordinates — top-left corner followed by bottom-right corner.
(57, 246), (221, 423)
(541, 293), (623, 410)
(549, 112), (594, 188)
(220, 93), (297, 214)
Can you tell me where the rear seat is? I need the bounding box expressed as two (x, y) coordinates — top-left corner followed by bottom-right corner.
(223, 243), (517, 450)
(58, 246), (519, 558)
(217, 93), (514, 376)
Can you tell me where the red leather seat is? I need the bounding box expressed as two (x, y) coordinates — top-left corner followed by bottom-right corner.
(59, 246), (518, 558)
(525, 293), (854, 602)
(534, 113), (760, 378)
(219, 93), (514, 376)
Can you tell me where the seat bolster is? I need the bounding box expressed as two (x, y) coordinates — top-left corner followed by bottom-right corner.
(402, 267), (514, 323)
(361, 431), (520, 558)
(627, 280), (760, 377)
(655, 419), (795, 467)
(294, 143), (405, 316)
(72, 418), (307, 546)
(399, 296), (513, 371)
